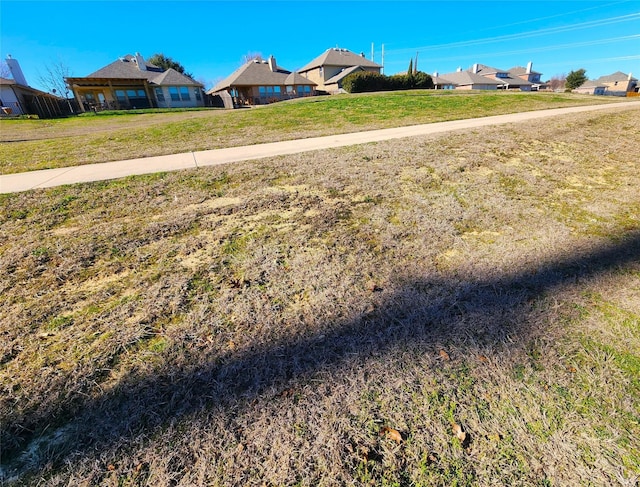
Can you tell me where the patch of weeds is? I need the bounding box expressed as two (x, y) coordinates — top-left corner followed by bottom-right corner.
(146, 336), (169, 354)
(222, 230), (252, 256)
(187, 273), (218, 299)
(46, 315), (74, 331)
(498, 174), (528, 198)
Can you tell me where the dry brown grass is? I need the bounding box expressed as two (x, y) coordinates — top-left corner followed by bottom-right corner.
(1, 108), (639, 486)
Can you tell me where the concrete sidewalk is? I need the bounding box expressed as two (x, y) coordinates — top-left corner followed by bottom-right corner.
(2, 101), (638, 194)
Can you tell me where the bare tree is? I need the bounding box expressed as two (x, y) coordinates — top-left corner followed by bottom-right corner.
(548, 73), (567, 92)
(38, 58), (75, 112)
(241, 51), (263, 64)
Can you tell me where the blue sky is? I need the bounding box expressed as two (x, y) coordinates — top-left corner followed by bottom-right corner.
(1, 0), (639, 92)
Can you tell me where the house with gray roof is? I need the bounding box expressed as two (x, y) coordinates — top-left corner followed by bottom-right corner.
(574, 71), (637, 96)
(432, 69), (503, 90)
(65, 53), (204, 112)
(297, 48), (382, 93)
(208, 55), (316, 107)
(471, 63), (534, 91)
(593, 71), (637, 96)
(508, 62), (546, 91)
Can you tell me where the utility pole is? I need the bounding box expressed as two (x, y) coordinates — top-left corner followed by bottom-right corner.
(371, 42), (374, 62)
(382, 44), (385, 74)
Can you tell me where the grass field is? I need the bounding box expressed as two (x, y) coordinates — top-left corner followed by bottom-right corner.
(0, 91), (630, 174)
(1, 95), (639, 486)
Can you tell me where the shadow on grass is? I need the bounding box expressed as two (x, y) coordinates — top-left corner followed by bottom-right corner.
(4, 231), (640, 481)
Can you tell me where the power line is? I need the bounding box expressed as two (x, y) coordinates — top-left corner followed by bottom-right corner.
(385, 12), (640, 54)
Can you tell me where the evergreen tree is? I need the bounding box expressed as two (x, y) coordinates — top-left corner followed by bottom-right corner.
(565, 69), (587, 90)
(148, 53), (194, 79)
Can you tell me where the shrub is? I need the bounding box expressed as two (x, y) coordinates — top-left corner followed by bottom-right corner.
(343, 71), (433, 93)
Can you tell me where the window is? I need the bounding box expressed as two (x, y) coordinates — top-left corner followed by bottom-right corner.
(115, 90), (126, 103)
(180, 86), (190, 101)
(169, 87), (180, 101)
(266, 86), (273, 94)
(259, 86), (266, 94)
(286, 86), (294, 93)
(496, 73), (509, 79)
(155, 87), (165, 102)
(274, 86), (281, 94)
(126, 89), (137, 98)
(195, 88), (201, 101)
(304, 86), (311, 93)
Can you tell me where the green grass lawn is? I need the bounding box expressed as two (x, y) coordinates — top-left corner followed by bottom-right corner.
(0, 90), (631, 174)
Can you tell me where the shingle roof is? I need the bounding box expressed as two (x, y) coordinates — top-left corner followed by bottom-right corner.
(298, 48), (382, 72)
(595, 71), (636, 83)
(209, 59), (295, 92)
(469, 64), (532, 86)
(284, 71), (316, 86)
(151, 68), (201, 86)
(85, 54), (202, 87)
(438, 71), (503, 86)
(88, 55), (163, 79)
(324, 65), (364, 85)
(509, 66), (542, 76)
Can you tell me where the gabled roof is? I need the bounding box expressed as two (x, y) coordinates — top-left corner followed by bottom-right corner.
(470, 64), (532, 86)
(473, 64), (508, 76)
(577, 80), (606, 89)
(595, 71), (637, 83)
(284, 71), (316, 86)
(298, 48), (382, 72)
(325, 65), (364, 85)
(438, 70), (503, 86)
(210, 59), (290, 92)
(82, 54), (202, 87)
(151, 68), (200, 86)
(88, 54), (163, 79)
(509, 66), (542, 76)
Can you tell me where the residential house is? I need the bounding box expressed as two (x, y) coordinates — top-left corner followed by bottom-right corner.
(471, 63), (534, 91)
(594, 71), (637, 96)
(431, 72), (456, 90)
(432, 68), (503, 90)
(207, 55), (316, 107)
(65, 53), (204, 112)
(573, 71), (637, 96)
(508, 62), (546, 91)
(573, 80), (607, 95)
(297, 48), (382, 93)
(1, 55), (72, 118)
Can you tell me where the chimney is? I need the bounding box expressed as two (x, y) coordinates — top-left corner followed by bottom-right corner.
(472, 63), (479, 74)
(457, 67), (462, 72)
(629, 72), (633, 81)
(526, 61), (533, 74)
(268, 55), (277, 72)
(5, 54), (28, 86)
(135, 52), (146, 71)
